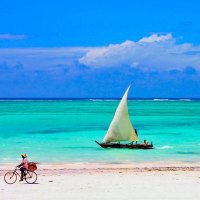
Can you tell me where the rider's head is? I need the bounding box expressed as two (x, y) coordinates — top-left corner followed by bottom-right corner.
(21, 154), (27, 158)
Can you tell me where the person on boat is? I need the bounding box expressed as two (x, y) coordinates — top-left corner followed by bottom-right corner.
(17, 154), (28, 181)
(142, 140), (148, 145)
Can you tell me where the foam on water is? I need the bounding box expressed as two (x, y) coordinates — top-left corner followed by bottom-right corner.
(157, 145), (173, 149)
(153, 99), (169, 101)
(89, 99), (118, 102)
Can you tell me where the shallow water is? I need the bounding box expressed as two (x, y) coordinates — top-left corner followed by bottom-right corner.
(0, 99), (200, 164)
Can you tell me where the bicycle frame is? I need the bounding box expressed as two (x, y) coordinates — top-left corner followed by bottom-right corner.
(13, 168), (21, 178)
(13, 168), (33, 180)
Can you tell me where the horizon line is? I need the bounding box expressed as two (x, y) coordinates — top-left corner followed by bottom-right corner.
(0, 97), (200, 100)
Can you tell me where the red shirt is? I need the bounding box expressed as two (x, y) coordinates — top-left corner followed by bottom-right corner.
(22, 158), (28, 169)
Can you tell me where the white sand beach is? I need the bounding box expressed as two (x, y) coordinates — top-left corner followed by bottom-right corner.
(1, 163), (200, 200)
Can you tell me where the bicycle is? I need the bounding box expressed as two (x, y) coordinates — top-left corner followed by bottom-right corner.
(4, 167), (37, 184)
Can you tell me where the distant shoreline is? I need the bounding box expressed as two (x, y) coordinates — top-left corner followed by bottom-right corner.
(0, 98), (200, 101)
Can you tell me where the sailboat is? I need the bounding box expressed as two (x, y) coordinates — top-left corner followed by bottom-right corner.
(95, 84), (153, 149)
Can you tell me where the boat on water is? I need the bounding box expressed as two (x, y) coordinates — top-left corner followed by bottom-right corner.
(95, 84), (153, 149)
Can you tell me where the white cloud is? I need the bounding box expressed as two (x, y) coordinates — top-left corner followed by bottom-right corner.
(1, 34), (200, 73)
(79, 34), (200, 71)
(0, 34), (27, 40)
(138, 33), (172, 43)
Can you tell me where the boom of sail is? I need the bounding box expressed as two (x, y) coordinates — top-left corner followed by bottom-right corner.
(103, 85), (139, 143)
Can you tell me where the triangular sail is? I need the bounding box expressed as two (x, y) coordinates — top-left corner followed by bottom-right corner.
(103, 85), (139, 143)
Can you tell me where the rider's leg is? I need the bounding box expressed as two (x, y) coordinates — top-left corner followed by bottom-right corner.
(20, 167), (26, 181)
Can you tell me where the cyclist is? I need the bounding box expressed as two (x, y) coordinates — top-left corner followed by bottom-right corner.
(17, 154), (28, 181)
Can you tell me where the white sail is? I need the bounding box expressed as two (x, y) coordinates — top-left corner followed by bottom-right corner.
(103, 85), (139, 143)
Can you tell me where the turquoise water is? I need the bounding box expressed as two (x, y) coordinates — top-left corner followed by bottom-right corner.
(0, 100), (200, 164)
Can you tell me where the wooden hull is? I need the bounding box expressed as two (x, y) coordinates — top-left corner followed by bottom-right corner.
(95, 141), (154, 149)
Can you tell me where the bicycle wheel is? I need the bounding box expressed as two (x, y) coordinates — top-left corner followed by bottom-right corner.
(4, 172), (17, 184)
(25, 171), (37, 184)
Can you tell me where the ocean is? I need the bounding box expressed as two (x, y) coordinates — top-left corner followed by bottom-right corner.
(0, 99), (200, 164)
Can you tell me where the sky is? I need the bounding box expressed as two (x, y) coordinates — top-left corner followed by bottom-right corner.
(0, 0), (200, 98)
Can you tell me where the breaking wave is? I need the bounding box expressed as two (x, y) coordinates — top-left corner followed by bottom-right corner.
(157, 145), (173, 149)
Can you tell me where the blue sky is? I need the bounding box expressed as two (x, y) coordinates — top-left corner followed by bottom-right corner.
(0, 0), (200, 97)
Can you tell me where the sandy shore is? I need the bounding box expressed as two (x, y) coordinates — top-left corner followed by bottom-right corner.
(1, 162), (200, 200)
